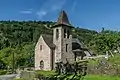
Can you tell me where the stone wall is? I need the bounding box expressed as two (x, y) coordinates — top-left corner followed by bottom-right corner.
(53, 26), (74, 64)
(35, 36), (51, 70)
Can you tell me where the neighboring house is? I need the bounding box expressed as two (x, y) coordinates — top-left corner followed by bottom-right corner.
(35, 10), (91, 70)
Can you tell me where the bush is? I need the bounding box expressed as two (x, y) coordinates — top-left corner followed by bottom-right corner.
(87, 55), (120, 76)
(0, 70), (7, 75)
(35, 70), (57, 78)
(109, 54), (120, 65)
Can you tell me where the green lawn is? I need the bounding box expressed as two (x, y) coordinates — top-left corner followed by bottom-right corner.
(84, 75), (120, 80)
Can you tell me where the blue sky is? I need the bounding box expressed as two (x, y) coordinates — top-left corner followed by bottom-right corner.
(0, 0), (120, 31)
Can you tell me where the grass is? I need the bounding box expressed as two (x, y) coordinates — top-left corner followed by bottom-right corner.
(13, 75), (120, 80)
(84, 75), (120, 80)
(35, 70), (58, 77)
(88, 54), (120, 65)
(108, 54), (120, 65)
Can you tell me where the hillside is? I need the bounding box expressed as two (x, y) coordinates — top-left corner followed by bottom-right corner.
(0, 21), (97, 69)
(0, 21), (97, 48)
(1, 20), (120, 70)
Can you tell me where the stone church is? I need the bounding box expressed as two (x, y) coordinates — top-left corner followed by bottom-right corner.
(35, 10), (91, 70)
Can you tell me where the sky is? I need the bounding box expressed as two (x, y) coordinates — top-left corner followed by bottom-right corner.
(0, 0), (120, 31)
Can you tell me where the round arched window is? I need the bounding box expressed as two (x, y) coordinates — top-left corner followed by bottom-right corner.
(56, 29), (59, 39)
(40, 60), (44, 70)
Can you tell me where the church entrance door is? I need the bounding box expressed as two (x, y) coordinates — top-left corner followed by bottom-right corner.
(40, 60), (44, 70)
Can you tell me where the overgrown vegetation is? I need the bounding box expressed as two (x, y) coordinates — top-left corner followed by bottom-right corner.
(35, 70), (85, 80)
(34, 60), (88, 80)
(87, 54), (120, 76)
(0, 20), (120, 76)
(84, 74), (120, 80)
(0, 70), (7, 75)
(0, 21), (97, 70)
(35, 70), (57, 77)
(88, 29), (120, 55)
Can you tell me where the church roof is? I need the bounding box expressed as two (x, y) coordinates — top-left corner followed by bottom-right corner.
(72, 38), (85, 49)
(72, 49), (85, 56)
(52, 10), (73, 28)
(57, 10), (70, 25)
(72, 38), (89, 56)
(42, 35), (55, 49)
(42, 35), (87, 51)
(72, 49), (83, 52)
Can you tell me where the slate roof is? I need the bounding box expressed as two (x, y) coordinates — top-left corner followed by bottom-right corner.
(52, 10), (73, 28)
(73, 49), (86, 56)
(42, 34), (55, 49)
(42, 35), (91, 56)
(72, 49), (83, 52)
(72, 38), (90, 56)
(42, 35), (87, 51)
(72, 38), (87, 50)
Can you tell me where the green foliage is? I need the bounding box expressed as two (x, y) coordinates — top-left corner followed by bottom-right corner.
(1, 20), (120, 71)
(0, 70), (7, 75)
(72, 27), (97, 43)
(0, 44), (34, 69)
(109, 54), (120, 65)
(35, 70), (57, 77)
(87, 54), (120, 76)
(13, 78), (27, 80)
(20, 71), (35, 80)
(35, 70), (86, 80)
(88, 59), (99, 66)
(88, 30), (120, 55)
(84, 75), (120, 80)
(0, 21), (97, 69)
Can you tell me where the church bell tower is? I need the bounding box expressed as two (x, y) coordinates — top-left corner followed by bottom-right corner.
(52, 10), (74, 64)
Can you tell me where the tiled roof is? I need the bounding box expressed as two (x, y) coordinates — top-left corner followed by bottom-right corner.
(42, 34), (55, 49)
(57, 10), (70, 25)
(52, 10), (73, 28)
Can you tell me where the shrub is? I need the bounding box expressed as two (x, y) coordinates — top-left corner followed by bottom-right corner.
(35, 70), (57, 78)
(0, 70), (7, 75)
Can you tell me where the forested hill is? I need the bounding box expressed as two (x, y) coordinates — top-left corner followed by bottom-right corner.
(1, 20), (120, 69)
(0, 21), (97, 68)
(0, 21), (97, 49)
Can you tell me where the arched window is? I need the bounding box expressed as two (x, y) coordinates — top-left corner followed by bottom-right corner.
(64, 29), (66, 38)
(66, 44), (68, 52)
(40, 60), (44, 70)
(56, 29), (59, 39)
(67, 30), (70, 38)
(40, 45), (42, 50)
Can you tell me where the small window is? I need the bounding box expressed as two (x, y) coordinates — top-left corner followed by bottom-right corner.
(64, 29), (66, 38)
(67, 30), (70, 38)
(56, 29), (59, 39)
(40, 45), (42, 50)
(66, 44), (68, 52)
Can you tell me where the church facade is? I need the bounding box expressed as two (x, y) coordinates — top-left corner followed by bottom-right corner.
(35, 11), (90, 70)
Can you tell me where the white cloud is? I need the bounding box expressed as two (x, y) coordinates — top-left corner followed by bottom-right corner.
(20, 9), (33, 14)
(36, 0), (67, 19)
(36, 10), (47, 19)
